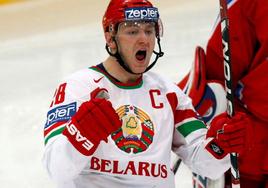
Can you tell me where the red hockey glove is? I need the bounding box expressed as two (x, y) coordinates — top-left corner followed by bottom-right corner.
(62, 98), (121, 156)
(205, 111), (250, 159)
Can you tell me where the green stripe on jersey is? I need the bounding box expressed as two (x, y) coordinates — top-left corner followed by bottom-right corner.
(176, 120), (206, 137)
(44, 127), (65, 145)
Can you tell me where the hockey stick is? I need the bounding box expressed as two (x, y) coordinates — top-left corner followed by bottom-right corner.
(173, 158), (182, 174)
(219, 0), (240, 187)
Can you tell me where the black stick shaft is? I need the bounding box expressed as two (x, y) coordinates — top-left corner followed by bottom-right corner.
(219, 0), (240, 187)
(173, 158), (182, 174)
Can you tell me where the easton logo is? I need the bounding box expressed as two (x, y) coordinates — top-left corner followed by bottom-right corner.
(66, 122), (94, 151)
(125, 7), (159, 21)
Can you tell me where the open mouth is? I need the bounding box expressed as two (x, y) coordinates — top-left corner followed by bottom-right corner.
(135, 50), (147, 61)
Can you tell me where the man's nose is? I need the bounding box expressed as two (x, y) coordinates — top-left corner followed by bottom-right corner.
(137, 30), (149, 42)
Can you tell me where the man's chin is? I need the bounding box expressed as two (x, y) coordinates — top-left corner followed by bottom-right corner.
(132, 65), (148, 74)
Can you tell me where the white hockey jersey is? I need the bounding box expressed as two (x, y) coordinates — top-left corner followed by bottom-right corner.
(43, 65), (230, 188)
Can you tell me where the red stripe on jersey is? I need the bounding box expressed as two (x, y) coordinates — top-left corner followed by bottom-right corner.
(174, 109), (197, 125)
(44, 121), (66, 137)
(166, 92), (178, 115)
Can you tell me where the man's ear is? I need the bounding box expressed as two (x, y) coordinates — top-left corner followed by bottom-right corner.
(105, 32), (116, 50)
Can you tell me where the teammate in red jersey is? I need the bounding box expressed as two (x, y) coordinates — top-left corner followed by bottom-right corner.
(206, 0), (268, 187)
(179, 0), (268, 187)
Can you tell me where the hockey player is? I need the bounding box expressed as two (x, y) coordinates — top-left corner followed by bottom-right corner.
(43, 0), (251, 187)
(179, 0), (268, 187)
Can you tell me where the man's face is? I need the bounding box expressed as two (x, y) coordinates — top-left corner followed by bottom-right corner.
(115, 21), (156, 74)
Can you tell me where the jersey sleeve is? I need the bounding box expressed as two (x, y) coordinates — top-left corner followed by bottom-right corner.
(171, 89), (230, 179)
(42, 72), (96, 183)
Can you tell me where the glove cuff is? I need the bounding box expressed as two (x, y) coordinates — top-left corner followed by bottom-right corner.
(62, 121), (97, 156)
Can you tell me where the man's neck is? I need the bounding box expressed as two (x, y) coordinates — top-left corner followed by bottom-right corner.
(103, 56), (141, 84)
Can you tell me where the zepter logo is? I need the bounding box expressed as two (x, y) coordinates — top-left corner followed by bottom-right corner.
(111, 105), (154, 154)
(125, 7), (159, 21)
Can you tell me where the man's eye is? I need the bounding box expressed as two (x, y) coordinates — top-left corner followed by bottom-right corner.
(145, 29), (154, 35)
(127, 30), (139, 35)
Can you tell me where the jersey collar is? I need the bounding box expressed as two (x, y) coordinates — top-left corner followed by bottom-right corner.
(90, 66), (143, 89)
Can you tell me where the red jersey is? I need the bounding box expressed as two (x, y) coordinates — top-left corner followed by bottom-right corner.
(205, 0), (268, 180)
